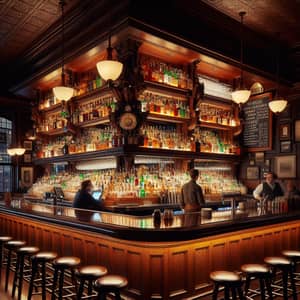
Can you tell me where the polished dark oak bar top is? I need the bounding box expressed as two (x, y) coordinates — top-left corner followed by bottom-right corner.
(0, 200), (299, 242)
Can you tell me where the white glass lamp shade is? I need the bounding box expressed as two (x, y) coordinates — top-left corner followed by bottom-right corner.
(14, 148), (26, 155)
(268, 99), (287, 113)
(7, 148), (16, 156)
(96, 60), (123, 81)
(53, 86), (74, 101)
(231, 89), (251, 104)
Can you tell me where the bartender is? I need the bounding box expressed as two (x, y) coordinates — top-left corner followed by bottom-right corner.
(253, 172), (284, 201)
(73, 180), (103, 210)
(181, 169), (205, 212)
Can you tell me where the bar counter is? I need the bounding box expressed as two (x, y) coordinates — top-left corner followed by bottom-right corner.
(1, 201), (300, 299)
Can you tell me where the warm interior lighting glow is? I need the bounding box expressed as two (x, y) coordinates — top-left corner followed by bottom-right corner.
(96, 60), (123, 81)
(14, 148), (26, 155)
(53, 86), (74, 101)
(268, 99), (287, 113)
(231, 89), (251, 104)
(7, 147), (25, 156)
(7, 148), (16, 156)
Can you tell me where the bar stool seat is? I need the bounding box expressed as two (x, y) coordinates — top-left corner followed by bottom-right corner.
(210, 271), (243, 300)
(0, 236), (12, 282)
(51, 256), (81, 300)
(4, 240), (26, 291)
(282, 250), (300, 259)
(94, 275), (128, 300)
(241, 264), (272, 300)
(264, 256), (297, 300)
(12, 246), (40, 300)
(28, 251), (58, 300)
(76, 265), (108, 299)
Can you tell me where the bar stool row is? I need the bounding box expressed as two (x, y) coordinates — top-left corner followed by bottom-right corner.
(210, 250), (300, 300)
(0, 236), (128, 300)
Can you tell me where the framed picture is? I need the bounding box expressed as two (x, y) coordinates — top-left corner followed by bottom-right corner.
(255, 152), (264, 164)
(275, 155), (296, 178)
(279, 123), (290, 140)
(280, 140), (292, 153)
(246, 166), (260, 180)
(24, 153), (32, 163)
(23, 140), (32, 151)
(295, 120), (300, 142)
(21, 167), (33, 187)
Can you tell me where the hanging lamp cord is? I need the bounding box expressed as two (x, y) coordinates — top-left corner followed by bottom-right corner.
(59, 0), (66, 85)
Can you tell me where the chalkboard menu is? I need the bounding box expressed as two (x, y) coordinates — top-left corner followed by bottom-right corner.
(242, 92), (272, 151)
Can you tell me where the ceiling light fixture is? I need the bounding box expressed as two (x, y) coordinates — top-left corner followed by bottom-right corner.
(96, 29), (123, 82)
(52, 0), (74, 101)
(268, 35), (287, 114)
(231, 12), (251, 105)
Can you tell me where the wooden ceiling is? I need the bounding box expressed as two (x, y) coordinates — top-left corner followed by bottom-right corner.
(201, 0), (300, 46)
(0, 0), (79, 64)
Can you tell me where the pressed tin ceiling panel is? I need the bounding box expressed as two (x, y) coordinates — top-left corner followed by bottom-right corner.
(0, 0), (79, 64)
(201, 0), (300, 46)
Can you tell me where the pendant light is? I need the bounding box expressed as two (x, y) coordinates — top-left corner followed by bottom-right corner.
(268, 35), (287, 113)
(96, 30), (123, 81)
(52, 0), (74, 101)
(231, 12), (251, 105)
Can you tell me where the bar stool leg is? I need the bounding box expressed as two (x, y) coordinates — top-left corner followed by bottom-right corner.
(12, 253), (20, 297)
(244, 275), (250, 296)
(265, 277), (273, 300)
(77, 279), (85, 300)
(41, 261), (47, 300)
(28, 259), (37, 300)
(51, 267), (59, 300)
(224, 286), (230, 300)
(289, 269), (297, 300)
(231, 287), (237, 300)
(237, 286), (244, 300)
(115, 289), (121, 300)
(58, 269), (64, 300)
(282, 270), (289, 300)
(212, 283), (219, 300)
(87, 280), (93, 295)
(5, 249), (12, 291)
(17, 254), (25, 300)
(259, 279), (265, 300)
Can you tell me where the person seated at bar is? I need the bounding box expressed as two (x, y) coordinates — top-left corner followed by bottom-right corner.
(73, 180), (103, 210)
(253, 172), (284, 201)
(181, 169), (205, 212)
(285, 180), (300, 199)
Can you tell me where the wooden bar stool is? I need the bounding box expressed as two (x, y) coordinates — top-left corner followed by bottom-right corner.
(241, 263), (273, 300)
(0, 236), (12, 282)
(4, 240), (26, 292)
(12, 246), (40, 300)
(76, 265), (108, 299)
(28, 251), (58, 300)
(282, 250), (300, 272)
(210, 271), (244, 300)
(51, 256), (81, 300)
(94, 275), (128, 300)
(264, 256), (297, 300)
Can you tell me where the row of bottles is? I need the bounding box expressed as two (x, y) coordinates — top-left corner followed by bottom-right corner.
(199, 104), (237, 127)
(140, 55), (193, 89)
(28, 165), (245, 202)
(139, 91), (190, 118)
(72, 95), (117, 124)
(140, 125), (193, 151)
(193, 128), (238, 154)
(36, 112), (68, 133)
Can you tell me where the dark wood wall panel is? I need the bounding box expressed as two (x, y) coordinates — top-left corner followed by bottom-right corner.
(1, 213), (300, 299)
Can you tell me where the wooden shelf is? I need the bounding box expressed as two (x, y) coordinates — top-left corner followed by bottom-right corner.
(198, 121), (238, 131)
(39, 102), (63, 113)
(147, 113), (190, 124)
(76, 116), (110, 128)
(72, 85), (112, 102)
(33, 145), (239, 165)
(37, 127), (76, 137)
(144, 80), (191, 97)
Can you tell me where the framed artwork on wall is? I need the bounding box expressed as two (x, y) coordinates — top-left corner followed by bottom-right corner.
(279, 123), (290, 140)
(21, 167), (33, 187)
(24, 153), (32, 163)
(275, 155), (296, 178)
(246, 166), (260, 180)
(23, 140), (32, 151)
(280, 141), (292, 153)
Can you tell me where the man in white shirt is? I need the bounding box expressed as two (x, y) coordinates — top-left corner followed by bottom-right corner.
(253, 172), (284, 201)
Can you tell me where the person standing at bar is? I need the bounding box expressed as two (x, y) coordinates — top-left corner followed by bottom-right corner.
(73, 180), (103, 210)
(253, 172), (284, 201)
(181, 169), (205, 212)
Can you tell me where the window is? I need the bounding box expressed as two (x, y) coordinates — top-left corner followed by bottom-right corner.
(0, 117), (12, 192)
